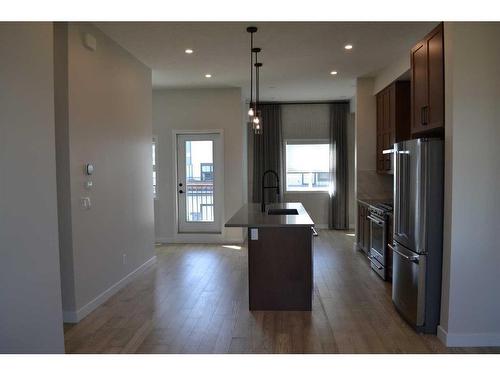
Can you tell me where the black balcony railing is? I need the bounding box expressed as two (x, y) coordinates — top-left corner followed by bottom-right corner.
(186, 181), (214, 222)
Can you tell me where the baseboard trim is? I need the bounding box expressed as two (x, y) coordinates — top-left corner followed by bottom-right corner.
(156, 236), (244, 244)
(62, 256), (157, 323)
(313, 224), (355, 230)
(437, 325), (500, 347)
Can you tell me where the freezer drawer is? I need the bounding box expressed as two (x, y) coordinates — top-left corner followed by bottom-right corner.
(392, 242), (426, 327)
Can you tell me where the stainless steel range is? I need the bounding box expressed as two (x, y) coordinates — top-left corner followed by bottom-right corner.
(367, 202), (393, 280)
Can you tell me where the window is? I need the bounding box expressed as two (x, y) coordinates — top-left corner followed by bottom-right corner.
(285, 141), (330, 192)
(200, 163), (214, 181)
(152, 136), (157, 199)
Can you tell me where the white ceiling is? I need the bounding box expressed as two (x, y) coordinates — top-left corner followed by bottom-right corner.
(95, 22), (437, 101)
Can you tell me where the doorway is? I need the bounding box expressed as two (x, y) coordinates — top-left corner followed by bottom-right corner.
(176, 132), (223, 233)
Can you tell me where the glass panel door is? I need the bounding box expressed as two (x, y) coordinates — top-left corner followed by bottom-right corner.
(177, 133), (222, 233)
(185, 140), (214, 222)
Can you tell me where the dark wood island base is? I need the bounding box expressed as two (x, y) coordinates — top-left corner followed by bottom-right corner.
(248, 226), (313, 311)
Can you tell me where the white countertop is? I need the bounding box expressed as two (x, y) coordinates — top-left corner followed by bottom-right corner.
(225, 202), (315, 228)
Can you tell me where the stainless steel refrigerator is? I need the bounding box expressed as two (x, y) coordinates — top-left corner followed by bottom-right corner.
(392, 138), (444, 333)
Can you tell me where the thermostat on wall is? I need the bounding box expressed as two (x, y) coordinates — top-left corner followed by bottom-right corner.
(85, 163), (94, 175)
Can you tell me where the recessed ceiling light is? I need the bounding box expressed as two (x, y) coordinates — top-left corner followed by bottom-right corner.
(344, 44), (353, 50)
(185, 49), (194, 54)
(205, 74), (212, 78)
(330, 71), (338, 75)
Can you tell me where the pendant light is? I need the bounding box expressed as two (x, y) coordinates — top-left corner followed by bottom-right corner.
(254, 57), (263, 135)
(246, 26), (257, 121)
(246, 26), (263, 135)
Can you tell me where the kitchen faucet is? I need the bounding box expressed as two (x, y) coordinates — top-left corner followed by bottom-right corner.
(261, 169), (280, 212)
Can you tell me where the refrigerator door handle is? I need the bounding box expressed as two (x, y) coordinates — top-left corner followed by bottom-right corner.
(394, 145), (401, 236)
(397, 150), (410, 239)
(417, 140), (428, 254)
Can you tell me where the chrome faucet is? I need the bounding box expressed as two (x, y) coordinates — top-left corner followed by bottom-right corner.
(261, 169), (280, 212)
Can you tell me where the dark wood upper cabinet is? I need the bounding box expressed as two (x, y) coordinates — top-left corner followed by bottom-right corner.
(376, 81), (410, 174)
(411, 23), (444, 135)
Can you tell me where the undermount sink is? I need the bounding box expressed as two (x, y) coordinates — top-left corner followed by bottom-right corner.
(267, 208), (299, 215)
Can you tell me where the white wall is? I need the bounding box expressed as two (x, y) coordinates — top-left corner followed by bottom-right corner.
(153, 88), (244, 243)
(0, 23), (64, 353)
(55, 22), (155, 322)
(438, 22), (500, 347)
(372, 54), (410, 95)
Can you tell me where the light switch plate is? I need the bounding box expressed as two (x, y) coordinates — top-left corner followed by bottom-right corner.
(85, 163), (94, 175)
(250, 228), (258, 241)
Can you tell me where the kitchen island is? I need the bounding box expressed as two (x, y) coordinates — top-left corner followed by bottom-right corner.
(225, 202), (315, 311)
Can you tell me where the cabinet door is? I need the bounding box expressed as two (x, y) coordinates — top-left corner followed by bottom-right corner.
(427, 26), (444, 129)
(376, 93), (385, 173)
(388, 83), (396, 146)
(386, 85), (396, 170)
(358, 205), (364, 247)
(363, 212), (371, 252)
(411, 41), (428, 132)
(395, 81), (411, 143)
(376, 87), (393, 173)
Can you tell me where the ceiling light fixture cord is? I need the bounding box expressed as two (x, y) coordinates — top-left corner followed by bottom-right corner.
(250, 31), (254, 117)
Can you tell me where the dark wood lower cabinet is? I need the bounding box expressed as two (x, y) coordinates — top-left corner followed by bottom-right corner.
(357, 202), (371, 255)
(248, 226), (313, 311)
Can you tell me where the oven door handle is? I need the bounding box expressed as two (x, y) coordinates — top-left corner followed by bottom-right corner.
(370, 257), (383, 270)
(367, 215), (384, 226)
(393, 246), (419, 263)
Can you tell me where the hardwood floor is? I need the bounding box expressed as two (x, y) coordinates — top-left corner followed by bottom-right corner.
(63, 230), (500, 354)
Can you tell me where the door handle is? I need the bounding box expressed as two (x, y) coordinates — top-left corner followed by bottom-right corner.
(311, 227), (318, 237)
(393, 246), (419, 263)
(370, 258), (383, 270)
(367, 215), (384, 226)
(179, 190), (184, 194)
(421, 106), (429, 125)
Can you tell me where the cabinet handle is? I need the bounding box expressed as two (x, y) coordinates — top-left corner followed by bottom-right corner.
(421, 106), (429, 125)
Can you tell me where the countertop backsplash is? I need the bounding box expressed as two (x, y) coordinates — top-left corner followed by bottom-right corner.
(357, 170), (393, 201)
